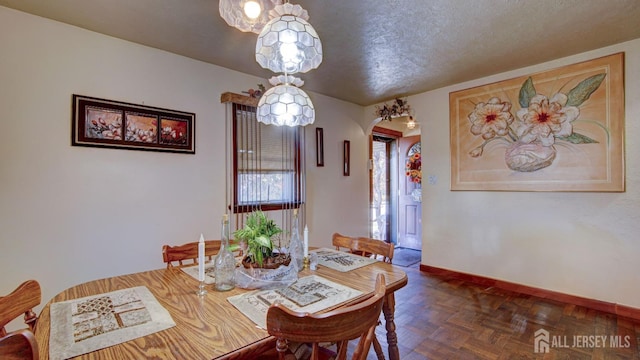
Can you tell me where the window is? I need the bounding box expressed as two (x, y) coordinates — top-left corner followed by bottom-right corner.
(232, 103), (302, 213)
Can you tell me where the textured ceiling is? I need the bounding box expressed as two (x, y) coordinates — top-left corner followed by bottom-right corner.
(1, 0), (639, 106)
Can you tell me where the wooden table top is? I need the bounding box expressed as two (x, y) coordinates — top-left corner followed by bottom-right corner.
(35, 256), (408, 359)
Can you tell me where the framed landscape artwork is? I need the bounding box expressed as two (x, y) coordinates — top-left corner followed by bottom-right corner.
(72, 95), (195, 154)
(449, 52), (624, 191)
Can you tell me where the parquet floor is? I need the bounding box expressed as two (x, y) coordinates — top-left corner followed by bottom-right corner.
(360, 263), (640, 359)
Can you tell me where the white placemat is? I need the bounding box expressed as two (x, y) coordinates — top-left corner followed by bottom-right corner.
(49, 286), (175, 360)
(227, 275), (363, 329)
(181, 255), (245, 284)
(181, 262), (216, 284)
(312, 248), (377, 272)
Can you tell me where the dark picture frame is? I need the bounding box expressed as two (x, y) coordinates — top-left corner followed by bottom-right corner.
(316, 127), (324, 166)
(343, 140), (350, 176)
(72, 94), (195, 154)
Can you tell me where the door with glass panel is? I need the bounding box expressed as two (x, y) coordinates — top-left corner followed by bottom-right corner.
(370, 128), (399, 243)
(370, 128), (422, 249)
(397, 135), (422, 250)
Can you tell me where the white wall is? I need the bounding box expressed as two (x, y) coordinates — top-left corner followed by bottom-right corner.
(305, 95), (369, 246)
(0, 6), (367, 329)
(413, 39), (640, 308)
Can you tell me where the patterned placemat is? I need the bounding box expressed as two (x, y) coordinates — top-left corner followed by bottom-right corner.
(227, 275), (363, 329)
(181, 262), (216, 284)
(181, 255), (245, 284)
(49, 286), (175, 360)
(312, 248), (377, 272)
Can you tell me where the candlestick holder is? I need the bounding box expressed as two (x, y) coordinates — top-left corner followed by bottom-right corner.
(196, 281), (207, 296)
(303, 256), (310, 269)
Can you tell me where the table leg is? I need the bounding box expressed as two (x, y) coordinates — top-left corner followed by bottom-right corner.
(382, 293), (399, 360)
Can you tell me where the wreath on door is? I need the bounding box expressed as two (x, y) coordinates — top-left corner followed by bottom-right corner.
(406, 143), (422, 202)
(406, 153), (422, 183)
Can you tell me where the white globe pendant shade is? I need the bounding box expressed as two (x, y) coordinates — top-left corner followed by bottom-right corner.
(255, 5), (322, 74)
(257, 76), (315, 126)
(219, 0), (279, 34)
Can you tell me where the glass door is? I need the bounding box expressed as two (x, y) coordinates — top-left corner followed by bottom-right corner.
(370, 132), (398, 243)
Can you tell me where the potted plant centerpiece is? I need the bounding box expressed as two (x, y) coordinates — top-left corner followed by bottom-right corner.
(233, 210), (291, 269)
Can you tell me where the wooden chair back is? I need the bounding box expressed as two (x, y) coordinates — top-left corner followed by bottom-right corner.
(332, 233), (356, 252)
(350, 238), (393, 360)
(352, 237), (394, 264)
(162, 240), (223, 268)
(266, 274), (386, 360)
(162, 240), (244, 268)
(0, 329), (39, 360)
(0, 280), (41, 337)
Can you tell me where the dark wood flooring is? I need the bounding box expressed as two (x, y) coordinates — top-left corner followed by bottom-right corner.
(360, 263), (640, 359)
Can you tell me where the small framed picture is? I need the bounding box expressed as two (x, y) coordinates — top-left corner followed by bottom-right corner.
(316, 127), (324, 167)
(343, 140), (350, 176)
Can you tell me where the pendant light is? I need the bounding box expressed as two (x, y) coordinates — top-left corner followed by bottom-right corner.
(257, 75), (315, 126)
(251, 2), (321, 126)
(219, 0), (280, 34)
(255, 3), (323, 74)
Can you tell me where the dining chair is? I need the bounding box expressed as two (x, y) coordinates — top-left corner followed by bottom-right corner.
(162, 240), (222, 268)
(0, 280), (41, 337)
(266, 273), (387, 360)
(331, 233), (356, 252)
(162, 240), (244, 268)
(351, 237), (394, 360)
(0, 329), (39, 360)
(352, 237), (394, 264)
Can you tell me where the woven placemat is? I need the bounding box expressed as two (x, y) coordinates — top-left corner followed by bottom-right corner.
(49, 286), (175, 360)
(227, 275), (362, 329)
(181, 262), (216, 284)
(313, 248), (377, 272)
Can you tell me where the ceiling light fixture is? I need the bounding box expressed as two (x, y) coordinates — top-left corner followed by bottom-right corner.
(257, 75), (315, 126)
(406, 116), (417, 129)
(255, 1), (321, 126)
(219, 0), (280, 34)
(255, 3), (323, 74)
(243, 1), (262, 19)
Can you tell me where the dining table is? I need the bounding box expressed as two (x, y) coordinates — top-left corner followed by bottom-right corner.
(34, 249), (408, 360)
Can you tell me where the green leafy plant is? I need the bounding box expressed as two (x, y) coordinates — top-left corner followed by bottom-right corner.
(232, 210), (283, 267)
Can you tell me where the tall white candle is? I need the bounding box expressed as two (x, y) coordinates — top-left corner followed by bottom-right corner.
(198, 233), (205, 282)
(303, 225), (309, 258)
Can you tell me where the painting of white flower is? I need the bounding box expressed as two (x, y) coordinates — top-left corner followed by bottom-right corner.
(450, 53), (624, 192)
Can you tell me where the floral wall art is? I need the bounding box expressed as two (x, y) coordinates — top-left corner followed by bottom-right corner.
(72, 95), (196, 154)
(449, 53), (625, 191)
